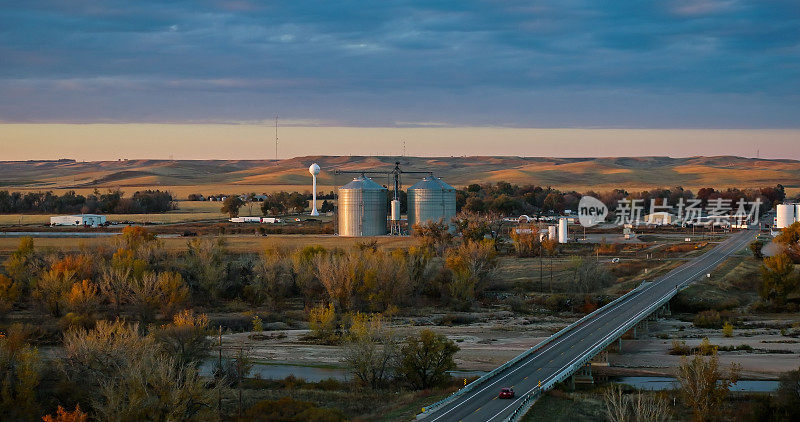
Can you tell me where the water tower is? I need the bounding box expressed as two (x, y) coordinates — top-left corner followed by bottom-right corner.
(309, 163), (320, 216)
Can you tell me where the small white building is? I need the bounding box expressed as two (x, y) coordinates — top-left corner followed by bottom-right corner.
(229, 216), (263, 223)
(50, 214), (106, 227)
(644, 212), (677, 225)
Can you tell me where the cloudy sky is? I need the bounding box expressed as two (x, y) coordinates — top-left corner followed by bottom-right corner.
(1, 1), (799, 159)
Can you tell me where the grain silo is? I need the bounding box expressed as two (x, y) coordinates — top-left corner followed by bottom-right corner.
(338, 176), (388, 236)
(776, 204), (797, 229)
(407, 176), (457, 233)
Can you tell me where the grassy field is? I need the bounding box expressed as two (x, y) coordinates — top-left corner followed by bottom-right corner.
(0, 234), (418, 254)
(0, 200), (299, 225)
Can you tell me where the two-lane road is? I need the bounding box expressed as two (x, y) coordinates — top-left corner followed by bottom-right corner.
(423, 230), (755, 422)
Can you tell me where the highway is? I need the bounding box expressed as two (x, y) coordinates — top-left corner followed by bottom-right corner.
(421, 229), (755, 422)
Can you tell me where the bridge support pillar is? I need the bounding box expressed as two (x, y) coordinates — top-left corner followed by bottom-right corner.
(618, 337), (623, 353)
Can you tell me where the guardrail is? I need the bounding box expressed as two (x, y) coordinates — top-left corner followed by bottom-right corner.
(416, 282), (648, 418)
(502, 232), (752, 421)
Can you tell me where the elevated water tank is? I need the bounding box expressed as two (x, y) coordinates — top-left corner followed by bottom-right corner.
(407, 176), (457, 233)
(338, 176), (388, 236)
(776, 204), (796, 229)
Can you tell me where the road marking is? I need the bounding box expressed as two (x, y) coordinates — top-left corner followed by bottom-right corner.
(426, 231), (753, 422)
(480, 231), (753, 422)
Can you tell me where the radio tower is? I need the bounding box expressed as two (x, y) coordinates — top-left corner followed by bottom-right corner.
(274, 114), (279, 160)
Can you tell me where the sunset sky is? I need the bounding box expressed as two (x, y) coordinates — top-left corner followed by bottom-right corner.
(2, 1), (799, 160)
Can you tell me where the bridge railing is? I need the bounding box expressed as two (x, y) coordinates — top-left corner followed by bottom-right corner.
(417, 282), (648, 418)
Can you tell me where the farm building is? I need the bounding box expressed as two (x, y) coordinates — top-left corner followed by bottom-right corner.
(50, 214), (107, 227)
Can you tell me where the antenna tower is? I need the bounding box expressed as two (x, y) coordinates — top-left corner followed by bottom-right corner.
(274, 114), (279, 160)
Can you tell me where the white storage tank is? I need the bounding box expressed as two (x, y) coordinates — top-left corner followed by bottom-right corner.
(407, 176), (457, 233)
(548, 225), (557, 240)
(776, 204), (796, 229)
(391, 199), (401, 221)
(558, 218), (568, 243)
(338, 176), (388, 236)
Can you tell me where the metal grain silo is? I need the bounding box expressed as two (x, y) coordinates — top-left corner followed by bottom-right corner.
(338, 176), (388, 236)
(407, 176), (457, 233)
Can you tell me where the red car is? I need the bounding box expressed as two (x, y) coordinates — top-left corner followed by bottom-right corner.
(498, 387), (515, 399)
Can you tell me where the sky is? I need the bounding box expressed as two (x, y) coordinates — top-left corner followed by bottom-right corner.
(1, 1), (799, 159)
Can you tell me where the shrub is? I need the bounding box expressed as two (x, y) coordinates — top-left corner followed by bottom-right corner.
(693, 310), (723, 329)
(239, 397), (346, 422)
(309, 303), (337, 341)
(722, 321), (734, 338)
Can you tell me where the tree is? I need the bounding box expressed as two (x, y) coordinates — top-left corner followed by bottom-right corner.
(185, 237), (228, 299)
(445, 240), (498, 308)
(344, 313), (399, 389)
(34, 268), (75, 316)
(239, 397), (346, 422)
(774, 222), (800, 262)
(760, 253), (798, 305)
(42, 405), (88, 422)
(221, 195), (244, 218)
(98, 266), (131, 314)
(0, 324), (42, 420)
(412, 220), (453, 256)
(63, 319), (217, 421)
(308, 303), (337, 341)
(0, 274), (21, 316)
(399, 329), (459, 389)
(124, 272), (161, 324)
(152, 310), (211, 367)
(676, 351), (740, 421)
(569, 256), (615, 294)
(156, 271), (190, 318)
(3, 237), (40, 292)
(749, 240), (764, 259)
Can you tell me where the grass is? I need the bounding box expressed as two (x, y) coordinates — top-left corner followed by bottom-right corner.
(522, 391), (605, 422)
(0, 234), (418, 254)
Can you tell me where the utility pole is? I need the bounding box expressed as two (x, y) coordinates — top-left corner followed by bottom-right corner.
(274, 114), (279, 160)
(218, 325), (222, 416)
(539, 242), (543, 292)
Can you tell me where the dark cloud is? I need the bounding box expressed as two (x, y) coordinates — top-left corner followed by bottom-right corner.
(0, 0), (798, 127)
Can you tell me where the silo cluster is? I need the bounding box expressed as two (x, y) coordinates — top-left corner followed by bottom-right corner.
(407, 176), (457, 233)
(337, 176), (388, 236)
(336, 174), (457, 236)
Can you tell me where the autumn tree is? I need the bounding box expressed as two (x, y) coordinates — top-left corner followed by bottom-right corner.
(412, 220), (453, 256)
(308, 303), (337, 341)
(445, 240), (498, 308)
(151, 310), (211, 367)
(41, 405), (88, 422)
(156, 271), (190, 318)
(0, 324), (41, 420)
(0, 274), (21, 316)
(344, 313), (399, 389)
(3, 237), (41, 292)
(774, 222), (800, 262)
(98, 266), (131, 314)
(34, 268), (75, 316)
(760, 253), (799, 305)
(62, 319), (217, 420)
(676, 350), (740, 421)
(246, 247), (295, 307)
(184, 237), (228, 299)
(399, 329), (459, 389)
(221, 195), (244, 218)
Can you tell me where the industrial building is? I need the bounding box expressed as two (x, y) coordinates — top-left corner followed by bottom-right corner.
(50, 214), (106, 227)
(338, 176), (388, 236)
(407, 176), (457, 233)
(775, 203), (800, 229)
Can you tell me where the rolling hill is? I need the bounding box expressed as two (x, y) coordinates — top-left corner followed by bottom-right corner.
(0, 156), (797, 197)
